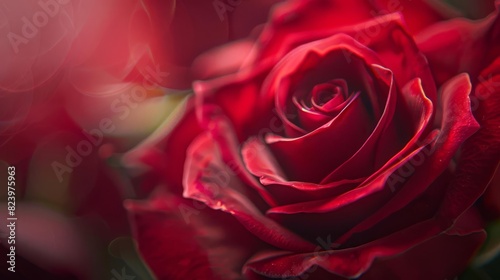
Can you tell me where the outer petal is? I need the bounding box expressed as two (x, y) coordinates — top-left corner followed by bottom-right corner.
(243, 209), (485, 279)
(416, 5), (500, 86)
(437, 57), (500, 224)
(126, 191), (262, 280)
(336, 73), (480, 244)
(183, 129), (316, 252)
(194, 62), (276, 142)
(253, 0), (376, 62)
(266, 133), (437, 240)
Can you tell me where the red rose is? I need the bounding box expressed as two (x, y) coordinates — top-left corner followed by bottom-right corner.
(126, 1), (500, 279)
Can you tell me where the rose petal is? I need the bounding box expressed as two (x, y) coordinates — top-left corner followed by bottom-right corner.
(244, 209), (485, 279)
(320, 64), (396, 183)
(265, 78), (435, 240)
(253, 0), (376, 63)
(126, 191), (261, 280)
(194, 62), (276, 141)
(266, 132), (437, 240)
(242, 137), (365, 205)
(436, 58), (500, 224)
(183, 131), (316, 252)
(416, 5), (500, 86)
(194, 110), (278, 207)
(356, 14), (438, 103)
(337, 170), (453, 248)
(335, 73), (480, 244)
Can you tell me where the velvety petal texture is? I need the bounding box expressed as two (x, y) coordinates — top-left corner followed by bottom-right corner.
(126, 1), (500, 279)
(126, 191), (263, 280)
(244, 209), (485, 280)
(416, 3), (500, 86)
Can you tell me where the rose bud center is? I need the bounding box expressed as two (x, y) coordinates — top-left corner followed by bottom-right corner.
(311, 79), (348, 111)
